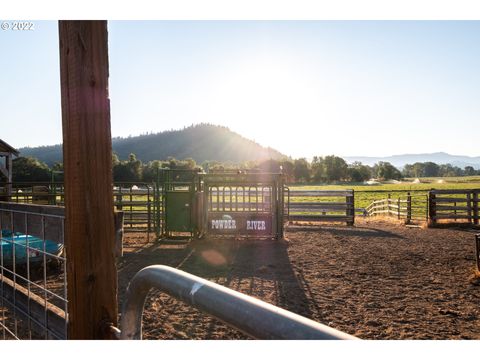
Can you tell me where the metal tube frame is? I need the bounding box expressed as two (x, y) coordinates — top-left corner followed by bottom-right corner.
(120, 265), (356, 340)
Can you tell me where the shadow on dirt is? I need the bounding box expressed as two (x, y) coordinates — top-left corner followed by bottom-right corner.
(117, 236), (314, 332)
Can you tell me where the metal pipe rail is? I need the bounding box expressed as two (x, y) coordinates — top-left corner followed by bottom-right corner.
(120, 265), (356, 340)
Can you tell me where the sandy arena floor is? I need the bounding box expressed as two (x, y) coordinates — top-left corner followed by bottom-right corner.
(117, 219), (480, 339)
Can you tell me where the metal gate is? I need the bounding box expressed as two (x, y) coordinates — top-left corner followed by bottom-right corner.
(159, 169), (204, 239)
(203, 173), (284, 239)
(114, 182), (156, 235)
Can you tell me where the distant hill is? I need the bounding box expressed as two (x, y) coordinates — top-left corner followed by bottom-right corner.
(344, 152), (480, 170)
(19, 124), (286, 166)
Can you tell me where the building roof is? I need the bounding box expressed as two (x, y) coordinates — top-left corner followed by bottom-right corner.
(0, 139), (19, 156)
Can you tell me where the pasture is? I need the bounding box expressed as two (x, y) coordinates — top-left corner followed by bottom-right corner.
(288, 176), (480, 220)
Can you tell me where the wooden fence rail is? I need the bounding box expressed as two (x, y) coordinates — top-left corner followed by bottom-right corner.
(364, 192), (429, 224)
(428, 189), (480, 226)
(365, 196), (411, 223)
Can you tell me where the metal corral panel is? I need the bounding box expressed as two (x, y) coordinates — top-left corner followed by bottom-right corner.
(165, 191), (193, 232)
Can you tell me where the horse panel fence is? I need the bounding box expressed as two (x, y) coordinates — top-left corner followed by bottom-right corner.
(0, 202), (67, 340)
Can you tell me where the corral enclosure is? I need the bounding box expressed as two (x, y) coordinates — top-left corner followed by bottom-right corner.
(117, 219), (480, 339)
(1, 20), (480, 341)
(3, 178), (480, 339)
(4, 178), (480, 235)
(2, 211), (479, 339)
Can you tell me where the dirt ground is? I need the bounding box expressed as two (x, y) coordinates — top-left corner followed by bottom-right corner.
(117, 219), (480, 340)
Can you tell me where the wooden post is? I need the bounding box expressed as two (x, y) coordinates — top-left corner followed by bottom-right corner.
(428, 191), (436, 227)
(116, 193), (123, 211)
(473, 191), (479, 226)
(346, 190), (354, 226)
(406, 192), (412, 224)
(466, 192), (472, 224)
(397, 197), (400, 219)
(7, 153), (12, 199)
(387, 193), (391, 216)
(59, 21), (117, 339)
(425, 194), (429, 222)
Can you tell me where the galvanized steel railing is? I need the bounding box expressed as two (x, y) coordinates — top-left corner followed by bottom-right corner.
(120, 265), (356, 340)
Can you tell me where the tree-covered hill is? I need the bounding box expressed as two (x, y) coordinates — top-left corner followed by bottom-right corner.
(19, 123), (286, 165)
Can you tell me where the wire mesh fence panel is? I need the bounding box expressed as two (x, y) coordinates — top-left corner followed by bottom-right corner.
(0, 202), (67, 340)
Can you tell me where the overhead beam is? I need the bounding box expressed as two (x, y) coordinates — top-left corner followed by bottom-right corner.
(58, 20), (117, 339)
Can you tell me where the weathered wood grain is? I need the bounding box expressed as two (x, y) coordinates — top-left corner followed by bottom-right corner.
(59, 20), (117, 339)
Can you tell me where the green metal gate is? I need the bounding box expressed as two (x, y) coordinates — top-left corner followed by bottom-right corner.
(203, 172), (284, 240)
(159, 169), (205, 238)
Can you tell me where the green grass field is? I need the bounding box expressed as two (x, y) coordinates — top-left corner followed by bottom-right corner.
(287, 176), (480, 219)
(288, 175), (480, 191)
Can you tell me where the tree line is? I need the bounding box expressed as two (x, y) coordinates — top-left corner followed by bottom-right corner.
(402, 162), (477, 178)
(7, 153), (479, 185)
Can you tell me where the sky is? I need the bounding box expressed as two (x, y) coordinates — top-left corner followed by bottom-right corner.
(1, 20), (479, 159)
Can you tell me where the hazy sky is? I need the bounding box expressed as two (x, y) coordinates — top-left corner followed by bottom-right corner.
(1, 20), (479, 158)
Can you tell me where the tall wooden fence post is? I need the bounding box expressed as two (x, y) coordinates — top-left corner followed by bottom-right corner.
(59, 20), (118, 339)
(346, 190), (355, 226)
(473, 191), (479, 226)
(387, 193), (391, 216)
(428, 191), (436, 227)
(466, 192), (473, 224)
(406, 192), (412, 225)
(397, 198), (400, 220)
(7, 153), (13, 199)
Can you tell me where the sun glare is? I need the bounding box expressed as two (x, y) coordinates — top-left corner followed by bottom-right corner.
(203, 53), (322, 156)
